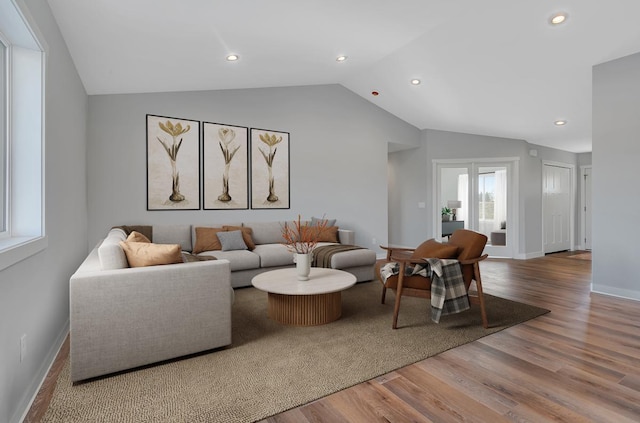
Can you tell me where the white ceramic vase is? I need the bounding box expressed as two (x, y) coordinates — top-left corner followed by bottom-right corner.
(295, 253), (311, 281)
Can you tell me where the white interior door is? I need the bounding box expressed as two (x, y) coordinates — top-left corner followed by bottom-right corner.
(543, 164), (572, 253)
(583, 166), (592, 250)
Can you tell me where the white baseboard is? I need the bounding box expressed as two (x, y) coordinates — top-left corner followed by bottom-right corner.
(514, 251), (544, 260)
(591, 285), (640, 302)
(15, 320), (69, 423)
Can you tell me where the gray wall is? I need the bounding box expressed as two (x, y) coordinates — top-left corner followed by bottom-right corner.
(592, 52), (640, 300)
(387, 142), (428, 246)
(0, 0), (88, 421)
(388, 129), (585, 257)
(87, 84), (420, 254)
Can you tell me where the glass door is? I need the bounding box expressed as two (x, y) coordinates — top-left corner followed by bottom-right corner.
(436, 165), (471, 239)
(436, 160), (515, 258)
(476, 165), (509, 256)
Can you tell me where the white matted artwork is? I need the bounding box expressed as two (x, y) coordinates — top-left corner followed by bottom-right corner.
(203, 122), (249, 210)
(147, 114), (200, 210)
(250, 128), (290, 209)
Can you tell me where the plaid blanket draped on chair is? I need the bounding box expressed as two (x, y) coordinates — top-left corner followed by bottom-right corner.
(380, 258), (470, 323)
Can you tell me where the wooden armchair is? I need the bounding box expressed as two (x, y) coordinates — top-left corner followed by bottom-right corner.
(376, 229), (488, 329)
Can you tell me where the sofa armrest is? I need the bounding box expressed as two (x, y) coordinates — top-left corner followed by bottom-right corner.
(338, 229), (355, 245)
(69, 259), (232, 382)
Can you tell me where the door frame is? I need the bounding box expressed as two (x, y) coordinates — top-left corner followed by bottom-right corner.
(432, 157), (520, 258)
(542, 160), (576, 253)
(580, 165), (592, 250)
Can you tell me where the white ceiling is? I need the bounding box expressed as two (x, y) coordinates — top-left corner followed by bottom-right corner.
(47, 0), (640, 153)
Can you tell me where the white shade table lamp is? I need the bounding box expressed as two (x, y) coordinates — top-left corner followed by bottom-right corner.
(447, 200), (462, 221)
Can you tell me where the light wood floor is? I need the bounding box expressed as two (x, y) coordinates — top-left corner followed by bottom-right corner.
(27, 251), (640, 422)
(261, 252), (640, 423)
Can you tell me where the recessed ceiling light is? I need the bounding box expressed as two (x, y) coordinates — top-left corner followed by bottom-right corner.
(336, 55), (348, 62)
(550, 12), (567, 25)
(410, 79), (421, 85)
(554, 120), (567, 126)
(226, 54), (239, 61)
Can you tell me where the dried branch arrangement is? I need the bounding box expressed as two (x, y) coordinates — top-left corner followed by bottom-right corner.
(281, 215), (329, 254)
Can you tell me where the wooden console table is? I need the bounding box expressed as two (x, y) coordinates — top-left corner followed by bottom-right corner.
(442, 220), (465, 237)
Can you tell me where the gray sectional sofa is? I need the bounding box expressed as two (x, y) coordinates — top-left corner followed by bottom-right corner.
(69, 221), (376, 382)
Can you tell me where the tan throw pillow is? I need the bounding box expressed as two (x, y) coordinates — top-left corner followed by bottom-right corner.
(126, 231), (151, 243)
(222, 225), (256, 250)
(193, 227), (225, 254)
(316, 226), (339, 243)
(411, 239), (459, 259)
(119, 241), (183, 267)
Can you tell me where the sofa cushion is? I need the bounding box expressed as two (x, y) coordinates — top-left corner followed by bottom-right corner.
(98, 228), (128, 270)
(217, 230), (248, 251)
(198, 250), (260, 271)
(119, 241), (183, 267)
(321, 246), (377, 269)
(253, 244), (294, 267)
(127, 231), (150, 243)
(412, 239), (459, 259)
(152, 225), (192, 252)
(223, 225), (256, 250)
(193, 227), (225, 254)
(246, 221), (285, 245)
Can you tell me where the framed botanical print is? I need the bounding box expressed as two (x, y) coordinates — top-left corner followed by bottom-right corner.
(250, 128), (290, 209)
(147, 114), (200, 210)
(203, 122), (249, 209)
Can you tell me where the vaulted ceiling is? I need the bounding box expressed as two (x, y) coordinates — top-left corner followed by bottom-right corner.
(47, 0), (640, 153)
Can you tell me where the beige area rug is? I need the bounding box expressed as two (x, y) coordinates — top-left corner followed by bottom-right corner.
(43, 281), (549, 423)
(568, 252), (592, 260)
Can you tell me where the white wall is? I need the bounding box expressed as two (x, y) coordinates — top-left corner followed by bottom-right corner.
(87, 84), (420, 254)
(388, 128), (583, 257)
(0, 0), (88, 421)
(592, 52), (640, 300)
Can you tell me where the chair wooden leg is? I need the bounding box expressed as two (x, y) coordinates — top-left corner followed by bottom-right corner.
(474, 262), (488, 328)
(392, 266), (406, 329)
(381, 285), (387, 304)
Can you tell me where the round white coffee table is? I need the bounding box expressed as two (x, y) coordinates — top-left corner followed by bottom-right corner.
(251, 268), (357, 326)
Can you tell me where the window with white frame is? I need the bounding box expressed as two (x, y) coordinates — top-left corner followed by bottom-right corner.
(0, 0), (46, 270)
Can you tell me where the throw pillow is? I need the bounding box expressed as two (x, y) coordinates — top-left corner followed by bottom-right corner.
(411, 239), (459, 259)
(119, 241), (183, 267)
(314, 226), (339, 243)
(222, 225), (256, 250)
(193, 227), (225, 254)
(126, 231), (151, 243)
(311, 216), (337, 227)
(217, 230), (248, 251)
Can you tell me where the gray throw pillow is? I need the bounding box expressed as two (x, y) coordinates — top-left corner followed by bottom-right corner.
(217, 230), (248, 251)
(311, 216), (336, 227)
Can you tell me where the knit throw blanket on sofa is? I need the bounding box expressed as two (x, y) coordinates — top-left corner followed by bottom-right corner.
(312, 244), (363, 268)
